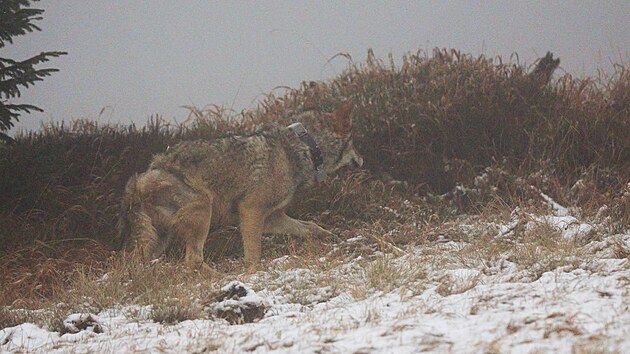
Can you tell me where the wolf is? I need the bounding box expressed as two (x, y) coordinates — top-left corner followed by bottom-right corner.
(118, 104), (363, 271)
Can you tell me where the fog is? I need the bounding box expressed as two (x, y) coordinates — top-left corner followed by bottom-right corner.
(5, 1), (629, 133)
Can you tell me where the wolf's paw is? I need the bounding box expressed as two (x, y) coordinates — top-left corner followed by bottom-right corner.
(242, 261), (261, 275)
(317, 228), (335, 240)
(200, 262), (220, 277)
(185, 260), (219, 277)
(304, 221), (334, 238)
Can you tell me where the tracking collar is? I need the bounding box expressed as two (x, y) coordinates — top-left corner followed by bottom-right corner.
(287, 122), (327, 183)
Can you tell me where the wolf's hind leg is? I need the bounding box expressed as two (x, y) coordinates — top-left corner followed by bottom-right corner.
(171, 196), (213, 271)
(264, 211), (333, 238)
(130, 211), (162, 259)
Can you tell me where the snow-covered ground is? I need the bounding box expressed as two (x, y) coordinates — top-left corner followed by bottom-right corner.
(2, 198), (629, 353)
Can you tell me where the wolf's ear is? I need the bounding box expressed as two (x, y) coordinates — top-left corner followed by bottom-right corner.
(333, 103), (353, 136)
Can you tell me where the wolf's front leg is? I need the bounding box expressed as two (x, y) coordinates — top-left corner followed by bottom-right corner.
(264, 211), (333, 238)
(239, 206), (265, 272)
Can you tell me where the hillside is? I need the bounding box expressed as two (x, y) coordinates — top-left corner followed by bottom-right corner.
(1, 49), (629, 353)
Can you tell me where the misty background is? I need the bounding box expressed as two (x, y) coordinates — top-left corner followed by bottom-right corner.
(5, 1), (629, 134)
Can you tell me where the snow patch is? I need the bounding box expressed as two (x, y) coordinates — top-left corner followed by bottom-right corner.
(0, 323), (57, 351)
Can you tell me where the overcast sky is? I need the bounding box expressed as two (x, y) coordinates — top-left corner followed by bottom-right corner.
(5, 1), (629, 133)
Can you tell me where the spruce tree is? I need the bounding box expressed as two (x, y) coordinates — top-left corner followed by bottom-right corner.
(0, 0), (66, 142)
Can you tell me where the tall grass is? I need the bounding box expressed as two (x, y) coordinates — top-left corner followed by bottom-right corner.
(258, 49), (629, 193)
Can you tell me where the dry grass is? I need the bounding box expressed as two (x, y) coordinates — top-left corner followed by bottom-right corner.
(0, 240), (111, 307)
(452, 211), (590, 281)
(0, 253), (225, 329)
(0, 307), (37, 330)
(507, 222), (585, 279)
(435, 273), (481, 297)
(364, 253), (427, 295)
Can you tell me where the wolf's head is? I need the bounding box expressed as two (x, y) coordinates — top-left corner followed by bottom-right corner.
(301, 103), (363, 176)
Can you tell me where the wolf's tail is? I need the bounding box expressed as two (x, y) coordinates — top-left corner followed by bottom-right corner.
(117, 174), (138, 250)
(117, 173), (162, 259)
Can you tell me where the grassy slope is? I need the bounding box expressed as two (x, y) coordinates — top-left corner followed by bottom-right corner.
(0, 48), (629, 310)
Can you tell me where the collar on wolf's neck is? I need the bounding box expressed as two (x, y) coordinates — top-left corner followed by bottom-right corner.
(287, 122), (327, 183)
